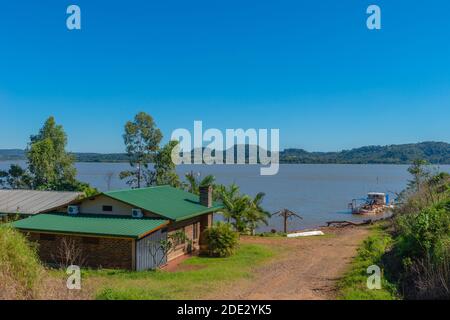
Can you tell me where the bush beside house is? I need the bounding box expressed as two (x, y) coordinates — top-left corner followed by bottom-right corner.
(203, 222), (239, 257)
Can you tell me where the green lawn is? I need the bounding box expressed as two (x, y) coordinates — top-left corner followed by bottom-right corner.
(338, 223), (398, 300)
(80, 244), (274, 300)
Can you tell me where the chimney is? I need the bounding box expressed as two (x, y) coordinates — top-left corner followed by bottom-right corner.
(199, 185), (213, 208)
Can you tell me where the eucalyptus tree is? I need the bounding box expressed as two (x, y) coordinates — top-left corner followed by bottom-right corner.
(153, 140), (182, 187)
(120, 112), (163, 188)
(407, 159), (430, 192)
(0, 164), (32, 189)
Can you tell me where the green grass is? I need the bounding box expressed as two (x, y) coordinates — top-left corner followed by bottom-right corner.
(338, 224), (398, 300)
(87, 244), (274, 300)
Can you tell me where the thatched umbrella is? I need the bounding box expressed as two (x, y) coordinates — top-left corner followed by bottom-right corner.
(272, 209), (303, 233)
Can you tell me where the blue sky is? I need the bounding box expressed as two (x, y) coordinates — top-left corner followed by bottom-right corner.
(0, 0), (449, 153)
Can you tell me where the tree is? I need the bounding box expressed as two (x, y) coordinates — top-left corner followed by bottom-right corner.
(217, 185), (270, 234)
(27, 117), (78, 190)
(0, 164), (32, 189)
(272, 209), (303, 233)
(120, 112), (163, 188)
(408, 159), (430, 192)
(214, 183), (239, 203)
(0, 117), (97, 196)
(104, 171), (114, 191)
(147, 230), (190, 269)
(246, 192), (271, 234)
(153, 140), (181, 187)
(185, 171), (215, 194)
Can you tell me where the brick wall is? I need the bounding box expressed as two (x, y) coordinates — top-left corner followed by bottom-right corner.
(166, 213), (211, 261)
(167, 219), (197, 261)
(27, 232), (133, 270)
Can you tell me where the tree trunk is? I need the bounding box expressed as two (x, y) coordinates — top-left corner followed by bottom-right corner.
(137, 162), (141, 188)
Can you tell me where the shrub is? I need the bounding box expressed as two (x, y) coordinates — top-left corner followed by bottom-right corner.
(393, 198), (450, 299)
(396, 202), (450, 260)
(0, 225), (43, 299)
(409, 252), (450, 299)
(203, 222), (239, 257)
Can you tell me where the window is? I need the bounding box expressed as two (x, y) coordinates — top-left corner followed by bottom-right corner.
(102, 205), (113, 212)
(40, 234), (55, 241)
(83, 237), (99, 245)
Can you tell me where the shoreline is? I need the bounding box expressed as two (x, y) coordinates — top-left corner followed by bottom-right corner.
(1, 159), (450, 166)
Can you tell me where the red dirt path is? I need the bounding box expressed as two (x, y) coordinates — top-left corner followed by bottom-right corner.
(207, 226), (370, 300)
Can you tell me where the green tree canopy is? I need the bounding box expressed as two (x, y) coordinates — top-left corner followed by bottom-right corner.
(26, 117), (77, 190)
(217, 184), (270, 234)
(184, 171), (215, 194)
(407, 159), (430, 192)
(154, 140), (182, 188)
(0, 116), (97, 196)
(120, 112), (163, 188)
(0, 164), (32, 189)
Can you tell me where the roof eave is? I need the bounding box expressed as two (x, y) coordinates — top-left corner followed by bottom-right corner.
(174, 206), (223, 222)
(13, 228), (140, 239)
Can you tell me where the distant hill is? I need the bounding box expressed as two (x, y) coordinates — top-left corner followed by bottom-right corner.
(281, 142), (450, 164)
(70, 152), (130, 163)
(1, 142), (449, 164)
(0, 150), (129, 163)
(0, 149), (25, 160)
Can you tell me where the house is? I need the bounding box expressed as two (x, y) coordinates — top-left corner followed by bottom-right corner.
(12, 185), (222, 270)
(0, 189), (83, 221)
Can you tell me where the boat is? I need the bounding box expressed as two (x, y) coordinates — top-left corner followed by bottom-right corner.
(348, 192), (391, 215)
(287, 230), (324, 238)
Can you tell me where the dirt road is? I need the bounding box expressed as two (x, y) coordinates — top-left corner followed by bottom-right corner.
(208, 226), (370, 300)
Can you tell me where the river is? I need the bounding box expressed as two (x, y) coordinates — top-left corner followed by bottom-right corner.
(2, 161), (449, 231)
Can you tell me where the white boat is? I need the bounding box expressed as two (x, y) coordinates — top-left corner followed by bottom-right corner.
(287, 230), (324, 238)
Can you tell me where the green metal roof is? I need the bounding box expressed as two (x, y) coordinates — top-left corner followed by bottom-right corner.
(104, 185), (222, 221)
(12, 213), (168, 239)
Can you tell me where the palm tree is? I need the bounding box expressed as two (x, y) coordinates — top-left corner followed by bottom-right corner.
(272, 209), (302, 233)
(245, 192), (271, 235)
(217, 185), (270, 234)
(214, 183), (239, 203)
(219, 194), (251, 232)
(185, 171), (215, 194)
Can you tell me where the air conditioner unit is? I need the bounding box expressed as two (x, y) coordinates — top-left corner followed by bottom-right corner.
(67, 205), (79, 215)
(131, 208), (143, 218)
